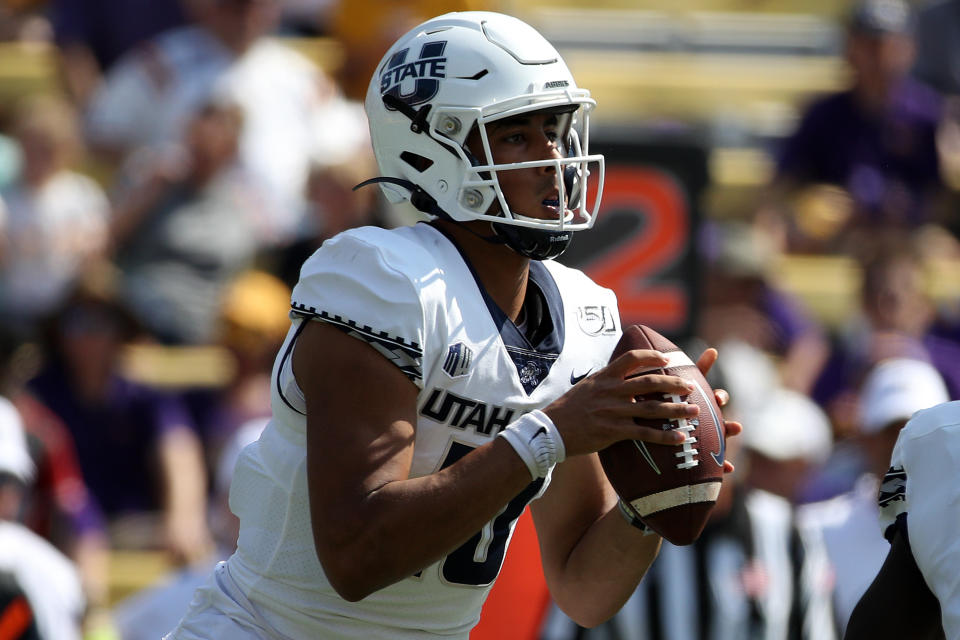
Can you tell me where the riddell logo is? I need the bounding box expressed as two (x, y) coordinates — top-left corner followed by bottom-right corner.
(381, 41), (447, 107)
(544, 80), (569, 89)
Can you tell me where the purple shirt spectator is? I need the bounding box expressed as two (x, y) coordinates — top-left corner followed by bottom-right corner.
(775, 78), (942, 227)
(28, 366), (196, 517)
(812, 331), (960, 412)
(50, 0), (187, 71)
(760, 285), (821, 355)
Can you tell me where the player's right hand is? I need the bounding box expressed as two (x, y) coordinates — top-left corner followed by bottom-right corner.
(543, 348), (698, 458)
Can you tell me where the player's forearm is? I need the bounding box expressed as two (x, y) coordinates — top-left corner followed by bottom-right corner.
(310, 436), (534, 601)
(546, 506), (661, 628)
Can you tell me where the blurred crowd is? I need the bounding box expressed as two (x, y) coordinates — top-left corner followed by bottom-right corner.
(0, 0), (959, 639)
(0, 0), (460, 637)
(546, 0), (960, 639)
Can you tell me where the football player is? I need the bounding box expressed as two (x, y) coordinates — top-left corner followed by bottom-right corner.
(166, 11), (741, 639)
(845, 400), (960, 640)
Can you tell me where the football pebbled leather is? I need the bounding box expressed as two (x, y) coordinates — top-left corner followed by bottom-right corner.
(598, 325), (725, 546)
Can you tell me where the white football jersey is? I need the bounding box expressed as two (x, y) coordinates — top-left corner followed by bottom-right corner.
(222, 223), (621, 638)
(877, 400), (960, 639)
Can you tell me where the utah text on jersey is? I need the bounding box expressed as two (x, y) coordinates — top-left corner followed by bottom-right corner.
(420, 388), (517, 436)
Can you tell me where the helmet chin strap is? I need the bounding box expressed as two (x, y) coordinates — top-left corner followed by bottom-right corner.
(353, 176), (444, 217)
(490, 221), (571, 260)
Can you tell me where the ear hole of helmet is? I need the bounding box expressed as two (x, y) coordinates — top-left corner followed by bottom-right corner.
(461, 124), (484, 168)
(400, 151), (434, 172)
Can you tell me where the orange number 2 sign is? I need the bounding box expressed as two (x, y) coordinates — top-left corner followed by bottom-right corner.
(585, 165), (692, 334)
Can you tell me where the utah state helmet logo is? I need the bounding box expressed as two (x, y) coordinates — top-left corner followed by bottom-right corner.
(380, 41), (447, 108)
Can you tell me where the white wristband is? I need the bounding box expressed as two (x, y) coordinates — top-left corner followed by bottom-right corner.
(497, 410), (566, 480)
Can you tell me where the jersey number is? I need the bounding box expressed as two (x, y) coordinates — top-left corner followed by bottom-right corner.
(438, 442), (544, 586)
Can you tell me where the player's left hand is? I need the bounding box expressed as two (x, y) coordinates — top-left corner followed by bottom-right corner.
(696, 347), (742, 474)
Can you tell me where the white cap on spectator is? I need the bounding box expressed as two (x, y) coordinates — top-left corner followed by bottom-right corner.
(859, 358), (949, 434)
(309, 98), (371, 169)
(0, 396), (34, 484)
(742, 387), (833, 463)
(715, 339), (781, 419)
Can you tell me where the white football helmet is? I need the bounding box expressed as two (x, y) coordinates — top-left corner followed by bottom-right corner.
(363, 11), (605, 259)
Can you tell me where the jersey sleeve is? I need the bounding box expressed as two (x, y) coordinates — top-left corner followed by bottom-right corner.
(289, 229), (429, 388)
(878, 401), (960, 639)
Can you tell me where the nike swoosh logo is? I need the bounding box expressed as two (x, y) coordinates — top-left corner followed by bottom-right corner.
(529, 426), (548, 444)
(690, 379), (725, 467)
(570, 369), (592, 385)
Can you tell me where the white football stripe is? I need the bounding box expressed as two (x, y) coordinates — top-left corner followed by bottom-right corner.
(628, 482), (721, 517)
(633, 350), (696, 375)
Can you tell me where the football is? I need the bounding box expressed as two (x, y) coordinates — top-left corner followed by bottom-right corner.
(598, 325), (725, 546)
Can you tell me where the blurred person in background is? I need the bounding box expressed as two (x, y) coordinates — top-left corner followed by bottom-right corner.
(110, 415), (269, 640)
(542, 369), (837, 640)
(327, 0), (487, 103)
(0, 0), (51, 42)
(83, 0), (351, 246)
(912, 0), (960, 98)
(699, 220), (829, 396)
(0, 93), (109, 337)
(276, 0), (335, 36)
(799, 357), (949, 636)
(26, 269), (214, 567)
(50, 0), (187, 106)
(738, 388), (834, 506)
(0, 324), (111, 630)
(183, 269), (290, 473)
(102, 260), (288, 636)
(262, 98), (398, 288)
(912, 0), (960, 243)
(757, 0), (946, 254)
(735, 387), (838, 640)
(0, 130), (20, 192)
(0, 394), (85, 640)
(108, 96), (263, 346)
(811, 238), (960, 441)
